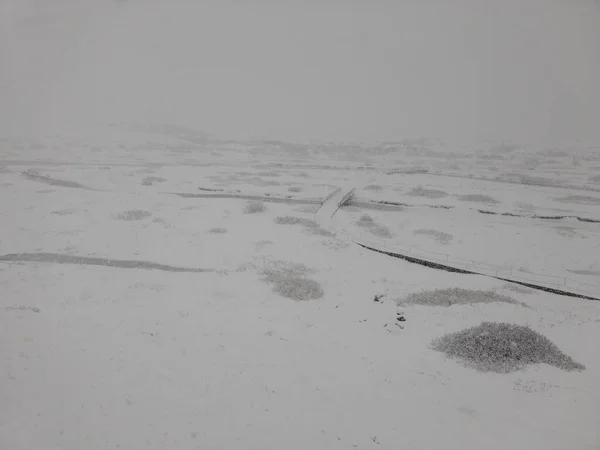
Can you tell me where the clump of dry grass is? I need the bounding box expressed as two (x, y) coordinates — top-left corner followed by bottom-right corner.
(261, 260), (323, 301)
(152, 218), (170, 228)
(141, 176), (166, 186)
(266, 275), (324, 301)
(274, 216), (318, 228)
(356, 214), (393, 238)
(261, 260), (314, 277)
(369, 225), (393, 239)
(254, 240), (272, 249)
(208, 227), (227, 234)
(288, 186), (303, 193)
(244, 201), (266, 214)
(413, 228), (453, 244)
(115, 209), (152, 221)
(399, 288), (522, 307)
(364, 184), (383, 192)
(498, 284), (535, 295)
(432, 322), (585, 373)
(50, 209), (76, 216)
(408, 185), (449, 199)
(457, 194), (499, 204)
(554, 226), (584, 238)
(320, 240), (350, 251)
(308, 227), (336, 238)
(358, 214), (373, 224)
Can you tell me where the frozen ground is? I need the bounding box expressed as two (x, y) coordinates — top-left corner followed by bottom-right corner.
(334, 197), (600, 290)
(2, 0), (600, 448)
(2, 129), (600, 450)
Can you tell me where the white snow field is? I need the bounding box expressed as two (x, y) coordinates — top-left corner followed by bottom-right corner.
(2, 1), (600, 450)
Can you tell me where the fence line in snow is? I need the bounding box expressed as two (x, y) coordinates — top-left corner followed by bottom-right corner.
(325, 191), (599, 298)
(320, 187), (341, 205)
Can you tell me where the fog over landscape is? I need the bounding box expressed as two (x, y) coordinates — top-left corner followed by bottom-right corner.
(1, 2), (600, 450)
(2, 0), (600, 144)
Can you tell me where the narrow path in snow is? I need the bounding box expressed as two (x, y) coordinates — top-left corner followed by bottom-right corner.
(174, 192), (321, 204)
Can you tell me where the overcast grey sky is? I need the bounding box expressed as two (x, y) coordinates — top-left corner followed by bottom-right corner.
(2, 0), (599, 144)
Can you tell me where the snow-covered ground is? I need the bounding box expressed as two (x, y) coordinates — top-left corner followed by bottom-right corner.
(353, 173), (600, 218)
(2, 129), (600, 450)
(3, 1), (600, 449)
(333, 177), (600, 291)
